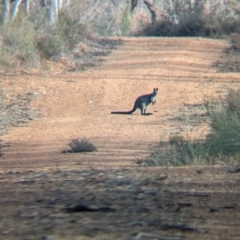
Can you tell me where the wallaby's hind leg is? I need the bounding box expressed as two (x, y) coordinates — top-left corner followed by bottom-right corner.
(140, 104), (145, 115)
(141, 104), (152, 115)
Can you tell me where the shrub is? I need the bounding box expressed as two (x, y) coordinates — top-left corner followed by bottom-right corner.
(36, 26), (65, 58)
(230, 34), (240, 51)
(205, 90), (240, 158)
(36, 9), (87, 58)
(0, 18), (39, 68)
(215, 33), (240, 73)
(64, 137), (97, 153)
(0, 2), (118, 69)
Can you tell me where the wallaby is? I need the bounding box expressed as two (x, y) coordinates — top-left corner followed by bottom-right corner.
(111, 88), (158, 115)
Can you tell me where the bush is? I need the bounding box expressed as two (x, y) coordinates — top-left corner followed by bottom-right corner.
(0, 9), (120, 70)
(140, 90), (240, 166)
(0, 18), (39, 68)
(64, 137), (97, 153)
(215, 33), (240, 73)
(0, 2), (120, 70)
(36, 10), (87, 58)
(36, 27), (64, 58)
(205, 90), (240, 158)
(230, 34), (240, 51)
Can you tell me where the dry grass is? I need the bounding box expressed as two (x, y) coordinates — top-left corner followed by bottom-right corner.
(63, 138), (97, 153)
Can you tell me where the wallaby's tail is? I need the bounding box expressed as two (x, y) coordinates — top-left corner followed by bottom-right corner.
(111, 106), (136, 115)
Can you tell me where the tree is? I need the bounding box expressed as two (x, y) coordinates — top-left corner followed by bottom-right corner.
(25, 0), (30, 14)
(131, 0), (138, 12)
(50, 0), (71, 23)
(2, 0), (71, 24)
(41, 0), (47, 7)
(144, 0), (156, 25)
(3, 0), (10, 23)
(11, 0), (22, 20)
(58, 0), (63, 10)
(3, 0), (31, 23)
(65, 0), (70, 6)
(50, 0), (58, 24)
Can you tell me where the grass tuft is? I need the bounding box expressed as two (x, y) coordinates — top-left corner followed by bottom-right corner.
(205, 90), (240, 158)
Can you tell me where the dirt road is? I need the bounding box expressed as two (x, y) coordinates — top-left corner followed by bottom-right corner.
(1, 37), (240, 171)
(0, 37), (240, 240)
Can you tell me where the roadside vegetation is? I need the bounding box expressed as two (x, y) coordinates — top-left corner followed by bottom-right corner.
(0, 1), (121, 71)
(216, 34), (240, 73)
(139, 90), (240, 166)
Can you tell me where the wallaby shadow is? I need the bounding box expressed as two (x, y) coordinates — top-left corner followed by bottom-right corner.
(143, 113), (153, 116)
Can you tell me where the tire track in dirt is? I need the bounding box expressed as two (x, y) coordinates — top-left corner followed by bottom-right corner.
(1, 37), (240, 172)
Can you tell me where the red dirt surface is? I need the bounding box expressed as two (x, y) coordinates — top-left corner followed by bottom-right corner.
(0, 37), (240, 240)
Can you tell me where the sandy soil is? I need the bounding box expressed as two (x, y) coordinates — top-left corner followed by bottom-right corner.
(0, 37), (240, 240)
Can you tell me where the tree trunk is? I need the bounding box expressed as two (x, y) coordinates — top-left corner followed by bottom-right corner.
(65, 0), (70, 6)
(144, 0), (157, 25)
(167, 0), (178, 23)
(131, 0), (138, 12)
(50, 0), (58, 24)
(3, 0), (10, 23)
(11, 0), (22, 20)
(58, 0), (63, 10)
(25, 0), (30, 14)
(41, 0), (47, 7)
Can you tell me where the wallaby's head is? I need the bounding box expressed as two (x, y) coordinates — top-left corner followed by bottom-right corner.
(153, 88), (158, 95)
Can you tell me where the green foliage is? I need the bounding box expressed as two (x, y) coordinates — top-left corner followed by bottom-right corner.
(140, 90), (240, 167)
